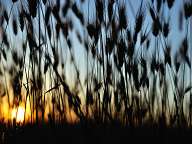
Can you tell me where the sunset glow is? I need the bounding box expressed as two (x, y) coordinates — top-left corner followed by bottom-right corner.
(11, 107), (25, 123)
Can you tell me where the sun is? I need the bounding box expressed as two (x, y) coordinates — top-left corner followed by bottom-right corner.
(11, 106), (25, 123)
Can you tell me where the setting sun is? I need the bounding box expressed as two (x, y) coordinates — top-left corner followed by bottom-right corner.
(11, 107), (25, 123)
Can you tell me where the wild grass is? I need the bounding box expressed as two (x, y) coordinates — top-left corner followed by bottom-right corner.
(0, 0), (192, 131)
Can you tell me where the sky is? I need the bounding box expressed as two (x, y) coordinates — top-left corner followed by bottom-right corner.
(1, 0), (188, 71)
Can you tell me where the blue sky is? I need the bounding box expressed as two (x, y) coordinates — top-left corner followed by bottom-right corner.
(1, 0), (191, 93)
(1, 0), (187, 62)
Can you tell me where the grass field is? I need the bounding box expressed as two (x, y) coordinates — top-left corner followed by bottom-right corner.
(0, 0), (192, 143)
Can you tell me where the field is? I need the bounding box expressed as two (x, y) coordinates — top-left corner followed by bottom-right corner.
(0, 0), (192, 143)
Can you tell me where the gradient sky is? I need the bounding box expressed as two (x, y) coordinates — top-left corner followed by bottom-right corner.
(0, 0), (191, 109)
(1, 0), (188, 67)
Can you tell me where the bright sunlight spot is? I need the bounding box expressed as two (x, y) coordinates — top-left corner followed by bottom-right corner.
(11, 107), (25, 123)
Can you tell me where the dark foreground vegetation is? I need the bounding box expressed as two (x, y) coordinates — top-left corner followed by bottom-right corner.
(0, 0), (192, 143)
(1, 122), (192, 144)
(1, 123), (192, 144)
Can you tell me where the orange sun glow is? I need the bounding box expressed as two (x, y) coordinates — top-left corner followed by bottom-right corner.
(11, 107), (25, 123)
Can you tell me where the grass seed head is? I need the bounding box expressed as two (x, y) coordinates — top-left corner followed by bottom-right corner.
(28, 0), (37, 18)
(184, 2), (192, 19)
(3, 10), (9, 23)
(119, 6), (127, 29)
(45, 6), (51, 26)
(12, 18), (18, 35)
(166, 0), (175, 9)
